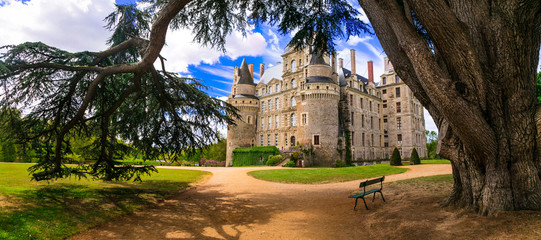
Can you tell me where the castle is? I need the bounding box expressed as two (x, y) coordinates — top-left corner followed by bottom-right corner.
(226, 47), (427, 166)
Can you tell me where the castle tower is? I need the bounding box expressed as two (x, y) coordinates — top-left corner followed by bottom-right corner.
(226, 59), (259, 166)
(299, 52), (341, 166)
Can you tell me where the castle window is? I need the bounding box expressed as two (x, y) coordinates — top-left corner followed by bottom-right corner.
(383, 77), (387, 85)
(351, 132), (355, 145)
(291, 113), (297, 126)
(383, 118), (388, 123)
(268, 100), (272, 111)
(299, 59), (302, 66)
(301, 113), (307, 126)
(371, 134), (374, 147)
(267, 134), (271, 146)
(360, 98), (363, 109)
(285, 64), (288, 71)
(261, 102), (265, 112)
(383, 104), (387, 108)
(316, 86), (319, 90)
(247, 116), (252, 124)
(362, 133), (365, 146)
(234, 88), (237, 94)
(397, 117), (402, 130)
(291, 136), (296, 146)
(275, 134), (279, 146)
(301, 81), (305, 90)
(396, 102), (401, 113)
(291, 60), (296, 72)
(292, 79), (296, 88)
(261, 118), (264, 130)
(291, 96), (296, 107)
(396, 87), (401, 97)
(285, 83), (288, 90)
(398, 134), (403, 143)
(362, 114), (365, 128)
(384, 142), (389, 147)
(275, 98), (279, 110)
(275, 115), (279, 128)
(313, 135), (320, 145)
(285, 135), (288, 146)
(260, 135), (263, 146)
(370, 101), (372, 111)
(382, 89), (387, 94)
(276, 84), (280, 92)
(395, 75), (400, 83)
(268, 116), (271, 129)
(371, 116), (374, 129)
(350, 95), (353, 106)
(351, 112), (354, 126)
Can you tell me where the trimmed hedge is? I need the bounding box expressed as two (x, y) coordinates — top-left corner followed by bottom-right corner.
(410, 148), (421, 165)
(232, 146), (281, 166)
(390, 147), (402, 166)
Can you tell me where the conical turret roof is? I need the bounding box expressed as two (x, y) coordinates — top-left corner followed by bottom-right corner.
(309, 52), (328, 65)
(237, 58), (254, 85)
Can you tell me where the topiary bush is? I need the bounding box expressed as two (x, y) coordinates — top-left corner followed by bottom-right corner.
(390, 148), (402, 166)
(284, 160), (296, 167)
(266, 155), (284, 166)
(410, 148), (421, 165)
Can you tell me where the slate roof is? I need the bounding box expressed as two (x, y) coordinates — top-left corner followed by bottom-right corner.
(237, 58), (255, 85)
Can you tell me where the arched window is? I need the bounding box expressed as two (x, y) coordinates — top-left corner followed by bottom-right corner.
(291, 60), (296, 72)
(292, 79), (296, 88)
(291, 136), (296, 146)
(291, 96), (296, 107)
(291, 113), (297, 126)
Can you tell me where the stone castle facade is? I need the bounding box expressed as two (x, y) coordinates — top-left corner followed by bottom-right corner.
(226, 47), (427, 166)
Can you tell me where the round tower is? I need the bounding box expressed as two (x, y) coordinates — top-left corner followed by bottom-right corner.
(226, 59), (259, 166)
(299, 53), (340, 166)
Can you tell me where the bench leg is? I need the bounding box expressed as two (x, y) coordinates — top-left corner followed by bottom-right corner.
(362, 197), (369, 210)
(372, 192), (376, 202)
(354, 198), (358, 210)
(380, 191), (386, 202)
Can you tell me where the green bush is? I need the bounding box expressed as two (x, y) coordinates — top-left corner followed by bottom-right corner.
(335, 160), (345, 168)
(390, 148), (402, 166)
(291, 151), (301, 161)
(232, 146), (280, 166)
(410, 148), (421, 165)
(284, 160), (296, 167)
(266, 155), (284, 166)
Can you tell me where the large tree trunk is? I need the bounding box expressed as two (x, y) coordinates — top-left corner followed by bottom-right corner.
(358, 0), (541, 215)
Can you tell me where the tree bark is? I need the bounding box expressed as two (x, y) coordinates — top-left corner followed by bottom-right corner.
(358, 0), (541, 215)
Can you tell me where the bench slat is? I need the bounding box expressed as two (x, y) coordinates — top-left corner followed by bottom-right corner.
(359, 176), (385, 188)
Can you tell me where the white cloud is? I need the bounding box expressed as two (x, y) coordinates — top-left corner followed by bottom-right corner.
(0, 0), (113, 52)
(424, 109), (438, 133)
(346, 36), (372, 46)
(159, 28), (267, 73)
(336, 48), (384, 83)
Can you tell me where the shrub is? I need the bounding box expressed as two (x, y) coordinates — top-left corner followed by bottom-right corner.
(284, 160), (296, 167)
(410, 148), (421, 165)
(291, 151), (301, 161)
(335, 160), (345, 168)
(219, 161), (226, 167)
(390, 148), (402, 166)
(200, 158), (206, 166)
(205, 160), (218, 167)
(266, 155), (283, 166)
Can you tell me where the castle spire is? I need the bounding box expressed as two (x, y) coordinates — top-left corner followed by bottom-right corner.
(238, 58), (254, 85)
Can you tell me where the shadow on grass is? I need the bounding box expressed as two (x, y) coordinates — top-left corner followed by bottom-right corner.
(0, 180), (190, 240)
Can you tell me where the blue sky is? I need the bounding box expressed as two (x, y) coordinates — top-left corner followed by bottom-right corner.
(8, 0), (520, 134)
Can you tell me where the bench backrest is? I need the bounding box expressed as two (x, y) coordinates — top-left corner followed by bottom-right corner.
(359, 176), (385, 188)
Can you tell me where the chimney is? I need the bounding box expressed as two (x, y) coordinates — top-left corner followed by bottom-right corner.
(260, 63), (265, 77)
(249, 64), (254, 78)
(368, 61), (374, 83)
(339, 58), (344, 69)
(384, 57), (389, 72)
(332, 50), (337, 73)
(350, 49), (356, 75)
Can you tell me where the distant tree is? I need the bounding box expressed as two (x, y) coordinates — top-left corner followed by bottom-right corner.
(425, 130), (439, 159)
(390, 148), (402, 166)
(410, 148), (420, 165)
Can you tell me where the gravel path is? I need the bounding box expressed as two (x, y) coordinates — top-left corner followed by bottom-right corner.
(72, 164), (451, 240)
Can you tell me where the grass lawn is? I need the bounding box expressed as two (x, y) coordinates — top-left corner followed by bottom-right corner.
(248, 164), (407, 184)
(0, 163), (210, 240)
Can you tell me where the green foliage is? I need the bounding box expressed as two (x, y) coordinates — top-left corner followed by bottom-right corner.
(390, 148), (402, 166)
(0, 5), (236, 181)
(335, 160), (346, 168)
(248, 164), (407, 184)
(232, 146), (280, 166)
(0, 163), (208, 239)
(537, 72), (541, 103)
(344, 130), (352, 165)
(266, 155), (284, 166)
(410, 148), (421, 165)
(425, 130), (440, 159)
(284, 160), (296, 167)
(201, 136), (227, 163)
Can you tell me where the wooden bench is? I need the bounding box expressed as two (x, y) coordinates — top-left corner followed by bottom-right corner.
(348, 176), (386, 210)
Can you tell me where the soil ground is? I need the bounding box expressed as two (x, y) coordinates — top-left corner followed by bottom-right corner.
(71, 165), (541, 240)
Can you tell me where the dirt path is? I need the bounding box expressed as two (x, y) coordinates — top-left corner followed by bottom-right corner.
(72, 165), (451, 240)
